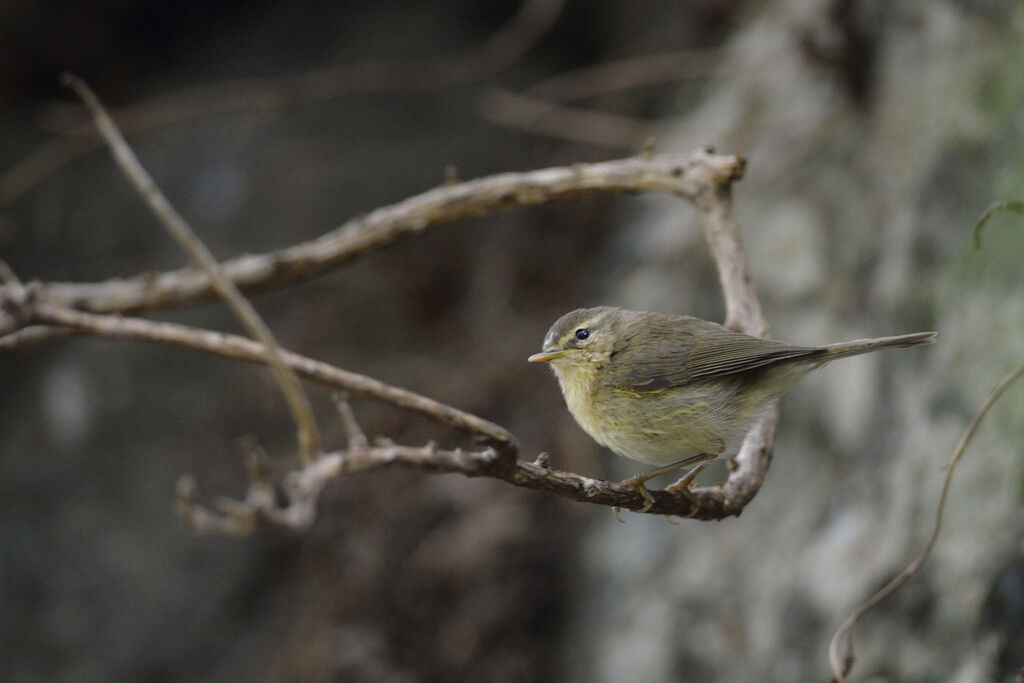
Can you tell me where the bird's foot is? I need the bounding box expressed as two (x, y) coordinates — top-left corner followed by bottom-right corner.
(619, 454), (718, 514)
(620, 474), (658, 513)
(665, 463), (709, 498)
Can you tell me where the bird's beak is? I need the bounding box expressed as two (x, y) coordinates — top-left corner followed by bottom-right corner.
(528, 349), (569, 363)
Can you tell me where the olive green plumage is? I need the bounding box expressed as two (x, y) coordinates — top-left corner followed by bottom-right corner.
(529, 307), (935, 470)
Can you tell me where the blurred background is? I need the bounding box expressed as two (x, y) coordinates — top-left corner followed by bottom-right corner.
(2, 1), (1023, 680)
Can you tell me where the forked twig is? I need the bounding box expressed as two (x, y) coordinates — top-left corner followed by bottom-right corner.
(332, 393), (369, 450)
(62, 73), (322, 461)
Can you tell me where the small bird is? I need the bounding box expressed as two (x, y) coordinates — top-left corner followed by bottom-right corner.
(529, 307), (935, 506)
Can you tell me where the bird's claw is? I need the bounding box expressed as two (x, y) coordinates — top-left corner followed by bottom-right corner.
(665, 463), (708, 500)
(621, 475), (657, 513)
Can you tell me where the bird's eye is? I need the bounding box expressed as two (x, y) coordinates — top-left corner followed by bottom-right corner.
(575, 328), (590, 341)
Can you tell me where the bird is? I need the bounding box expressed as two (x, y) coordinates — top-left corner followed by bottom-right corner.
(529, 306), (935, 508)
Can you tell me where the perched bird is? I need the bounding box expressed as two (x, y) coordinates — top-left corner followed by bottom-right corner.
(529, 307), (935, 506)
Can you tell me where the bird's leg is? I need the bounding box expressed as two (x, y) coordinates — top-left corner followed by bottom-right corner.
(620, 453), (718, 513)
(621, 478), (657, 513)
(665, 462), (710, 494)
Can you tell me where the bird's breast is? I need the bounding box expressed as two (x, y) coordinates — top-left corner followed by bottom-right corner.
(552, 364), (606, 443)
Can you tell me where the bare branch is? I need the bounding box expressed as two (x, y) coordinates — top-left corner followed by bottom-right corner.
(332, 393), (369, 450)
(4, 143), (762, 527)
(0, 325), (72, 349)
(4, 151), (744, 316)
(167, 142), (765, 527)
(666, 150), (777, 513)
(694, 169), (762, 336)
(9, 301), (516, 457)
(178, 432), (768, 534)
(62, 73), (322, 461)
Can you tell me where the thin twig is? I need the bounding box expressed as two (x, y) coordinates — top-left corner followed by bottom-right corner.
(332, 393), (369, 450)
(0, 325), (72, 349)
(827, 363), (1024, 683)
(13, 301), (516, 456)
(973, 199), (1024, 249)
(62, 73), (322, 462)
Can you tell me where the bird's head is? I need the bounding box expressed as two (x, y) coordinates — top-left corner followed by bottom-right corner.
(528, 307), (622, 384)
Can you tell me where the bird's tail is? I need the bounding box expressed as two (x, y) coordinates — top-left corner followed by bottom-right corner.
(818, 331), (937, 361)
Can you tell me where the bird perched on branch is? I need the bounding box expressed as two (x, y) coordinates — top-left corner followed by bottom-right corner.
(529, 307), (935, 509)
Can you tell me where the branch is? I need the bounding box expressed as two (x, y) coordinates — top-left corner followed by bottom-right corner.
(62, 73), (322, 461)
(176, 140), (765, 527)
(3, 294), (762, 522)
(2, 143), (762, 528)
(696, 163), (763, 336)
(179, 431), (772, 535)
(6, 150), (743, 318)
(4, 300), (516, 457)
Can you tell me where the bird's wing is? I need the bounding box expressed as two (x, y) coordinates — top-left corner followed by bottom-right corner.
(605, 316), (820, 392)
